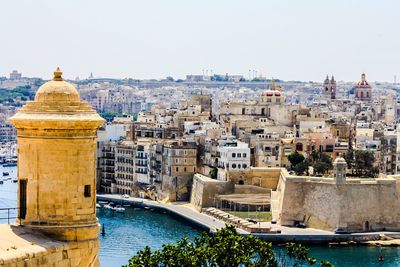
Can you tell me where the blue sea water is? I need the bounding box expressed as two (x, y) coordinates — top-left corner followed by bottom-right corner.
(1, 165), (400, 266)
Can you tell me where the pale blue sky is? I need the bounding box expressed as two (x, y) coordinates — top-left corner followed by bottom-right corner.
(1, 0), (399, 82)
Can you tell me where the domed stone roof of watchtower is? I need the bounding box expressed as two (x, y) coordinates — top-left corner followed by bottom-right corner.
(34, 67), (81, 102)
(10, 68), (105, 132)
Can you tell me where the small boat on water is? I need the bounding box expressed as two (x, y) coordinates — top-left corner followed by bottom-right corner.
(3, 163), (17, 167)
(96, 203), (102, 208)
(113, 205), (125, 213)
(104, 203), (114, 210)
(3, 172), (9, 176)
(0, 180), (3, 184)
(12, 178), (17, 183)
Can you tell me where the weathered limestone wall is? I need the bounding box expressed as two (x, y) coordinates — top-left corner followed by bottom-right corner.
(227, 167), (281, 189)
(234, 184), (270, 194)
(191, 174), (234, 211)
(0, 225), (99, 267)
(17, 137), (97, 227)
(279, 174), (400, 231)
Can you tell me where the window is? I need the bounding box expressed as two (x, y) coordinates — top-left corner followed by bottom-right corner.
(325, 144), (334, 152)
(238, 164), (241, 169)
(19, 180), (27, 219)
(296, 143), (303, 151)
(243, 153), (247, 158)
(184, 167), (187, 172)
(232, 163), (237, 169)
(243, 164), (247, 168)
(176, 167), (179, 172)
(237, 153), (241, 158)
(84, 185), (91, 197)
(232, 153), (236, 158)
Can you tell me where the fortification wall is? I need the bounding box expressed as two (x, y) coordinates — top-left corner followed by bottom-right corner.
(191, 174), (234, 211)
(279, 175), (400, 231)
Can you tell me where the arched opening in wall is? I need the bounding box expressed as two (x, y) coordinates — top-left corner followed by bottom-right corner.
(261, 108), (265, 116)
(366, 92), (370, 98)
(364, 221), (370, 231)
(238, 180), (244, 185)
(242, 108), (246, 115)
(361, 91), (364, 98)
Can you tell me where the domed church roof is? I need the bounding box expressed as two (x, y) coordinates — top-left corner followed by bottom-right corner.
(356, 73), (371, 88)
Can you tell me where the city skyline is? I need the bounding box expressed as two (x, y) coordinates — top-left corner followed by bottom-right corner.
(1, 0), (400, 82)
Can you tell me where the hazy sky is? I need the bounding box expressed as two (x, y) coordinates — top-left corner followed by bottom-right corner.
(1, 0), (399, 82)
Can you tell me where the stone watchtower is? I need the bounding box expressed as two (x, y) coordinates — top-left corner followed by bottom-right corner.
(333, 156), (347, 184)
(10, 68), (105, 265)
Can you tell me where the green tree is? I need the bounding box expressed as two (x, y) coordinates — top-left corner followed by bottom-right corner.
(353, 150), (378, 177)
(307, 151), (333, 175)
(124, 225), (326, 267)
(344, 149), (354, 171)
(288, 151), (305, 168)
(293, 159), (310, 175)
(309, 150), (320, 162)
(313, 162), (330, 175)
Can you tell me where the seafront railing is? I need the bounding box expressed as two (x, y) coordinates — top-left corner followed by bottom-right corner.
(0, 207), (20, 225)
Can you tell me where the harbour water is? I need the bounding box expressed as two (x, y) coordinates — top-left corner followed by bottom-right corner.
(1, 165), (400, 266)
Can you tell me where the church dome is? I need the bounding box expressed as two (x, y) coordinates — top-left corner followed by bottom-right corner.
(35, 68), (80, 102)
(356, 73), (370, 88)
(260, 79), (283, 97)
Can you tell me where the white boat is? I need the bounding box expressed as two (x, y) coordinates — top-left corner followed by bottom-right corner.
(96, 203), (101, 208)
(104, 203), (114, 210)
(113, 205), (125, 213)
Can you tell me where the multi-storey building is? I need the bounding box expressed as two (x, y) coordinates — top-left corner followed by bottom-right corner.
(161, 141), (198, 201)
(135, 141), (150, 184)
(0, 122), (16, 142)
(217, 136), (251, 181)
(114, 140), (135, 195)
(98, 141), (116, 193)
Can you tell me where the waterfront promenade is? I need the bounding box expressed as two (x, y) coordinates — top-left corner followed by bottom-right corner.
(97, 194), (245, 233)
(97, 194), (400, 244)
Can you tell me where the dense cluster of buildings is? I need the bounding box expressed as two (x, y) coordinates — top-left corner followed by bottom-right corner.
(2, 69), (400, 206)
(1, 69), (400, 254)
(85, 72), (400, 203)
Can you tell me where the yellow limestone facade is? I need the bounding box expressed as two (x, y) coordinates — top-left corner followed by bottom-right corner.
(4, 68), (105, 266)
